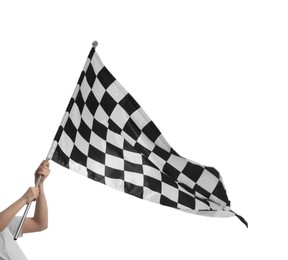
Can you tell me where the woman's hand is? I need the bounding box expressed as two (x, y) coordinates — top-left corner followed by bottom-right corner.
(22, 187), (40, 204)
(34, 160), (50, 185)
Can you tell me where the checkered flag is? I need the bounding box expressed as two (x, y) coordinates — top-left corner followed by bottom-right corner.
(47, 42), (247, 227)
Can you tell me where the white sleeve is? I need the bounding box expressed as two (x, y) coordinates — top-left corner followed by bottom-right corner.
(8, 216), (23, 238)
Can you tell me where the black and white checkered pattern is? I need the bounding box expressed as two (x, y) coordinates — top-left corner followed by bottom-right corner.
(48, 45), (247, 227)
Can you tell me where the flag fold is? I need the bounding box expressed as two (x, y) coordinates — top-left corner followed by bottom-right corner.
(48, 44), (247, 227)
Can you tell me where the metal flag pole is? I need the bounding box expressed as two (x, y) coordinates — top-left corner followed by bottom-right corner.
(14, 158), (50, 240)
(14, 40), (99, 240)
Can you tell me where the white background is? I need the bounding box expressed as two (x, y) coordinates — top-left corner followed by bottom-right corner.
(0, 1), (287, 259)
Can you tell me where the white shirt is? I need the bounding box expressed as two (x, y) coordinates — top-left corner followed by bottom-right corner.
(0, 217), (28, 260)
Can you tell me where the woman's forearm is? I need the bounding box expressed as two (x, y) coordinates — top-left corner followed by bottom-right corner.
(0, 196), (27, 232)
(33, 183), (48, 230)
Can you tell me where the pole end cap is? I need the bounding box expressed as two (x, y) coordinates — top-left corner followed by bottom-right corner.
(92, 41), (98, 48)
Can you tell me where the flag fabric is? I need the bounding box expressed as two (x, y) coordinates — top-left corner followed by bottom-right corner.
(47, 42), (247, 227)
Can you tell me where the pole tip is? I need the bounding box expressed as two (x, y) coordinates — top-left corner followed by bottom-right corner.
(92, 41), (98, 48)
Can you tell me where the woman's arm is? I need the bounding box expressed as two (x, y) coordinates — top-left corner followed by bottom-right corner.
(22, 183), (48, 233)
(22, 160), (50, 233)
(0, 188), (39, 232)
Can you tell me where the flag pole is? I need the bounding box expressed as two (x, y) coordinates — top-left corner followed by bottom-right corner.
(14, 158), (50, 240)
(15, 41), (99, 240)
